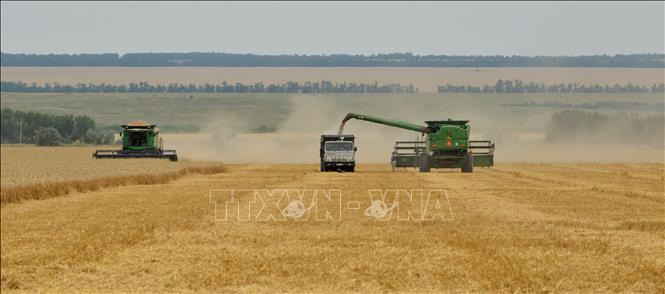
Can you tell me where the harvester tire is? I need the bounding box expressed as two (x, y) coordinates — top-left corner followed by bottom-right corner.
(419, 154), (431, 173)
(462, 153), (474, 173)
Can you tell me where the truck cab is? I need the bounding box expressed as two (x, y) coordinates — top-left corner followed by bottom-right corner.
(320, 135), (356, 172)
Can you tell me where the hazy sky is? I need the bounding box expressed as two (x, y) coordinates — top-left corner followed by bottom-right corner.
(1, 2), (663, 56)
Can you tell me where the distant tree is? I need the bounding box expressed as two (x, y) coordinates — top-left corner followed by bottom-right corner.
(34, 127), (62, 146)
(1, 52), (663, 67)
(544, 110), (664, 146)
(73, 116), (95, 142)
(85, 129), (115, 145)
(1, 80), (662, 94)
(0, 108), (103, 144)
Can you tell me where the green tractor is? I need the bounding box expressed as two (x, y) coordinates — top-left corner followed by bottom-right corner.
(339, 113), (494, 172)
(93, 120), (178, 161)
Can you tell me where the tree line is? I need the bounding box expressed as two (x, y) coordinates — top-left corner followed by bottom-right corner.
(545, 110), (664, 146)
(2, 52), (663, 67)
(438, 80), (665, 94)
(1, 108), (114, 145)
(0, 81), (417, 93)
(502, 101), (665, 112)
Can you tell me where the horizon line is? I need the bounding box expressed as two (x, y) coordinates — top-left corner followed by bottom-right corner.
(2, 52), (664, 58)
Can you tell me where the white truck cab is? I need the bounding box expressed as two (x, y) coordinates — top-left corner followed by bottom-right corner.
(320, 135), (356, 172)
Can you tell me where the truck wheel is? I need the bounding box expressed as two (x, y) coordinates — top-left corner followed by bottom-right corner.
(348, 166), (355, 173)
(419, 154), (431, 173)
(320, 164), (325, 172)
(462, 153), (473, 173)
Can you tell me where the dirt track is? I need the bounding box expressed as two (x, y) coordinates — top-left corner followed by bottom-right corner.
(1, 163), (664, 292)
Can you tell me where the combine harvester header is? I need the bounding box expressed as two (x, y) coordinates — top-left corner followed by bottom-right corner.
(93, 120), (178, 161)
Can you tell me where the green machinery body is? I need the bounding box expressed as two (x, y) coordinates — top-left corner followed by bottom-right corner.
(340, 113), (494, 172)
(93, 120), (178, 161)
(121, 123), (160, 151)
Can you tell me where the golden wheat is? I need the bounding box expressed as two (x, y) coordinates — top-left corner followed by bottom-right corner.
(0, 146), (224, 204)
(1, 163), (663, 292)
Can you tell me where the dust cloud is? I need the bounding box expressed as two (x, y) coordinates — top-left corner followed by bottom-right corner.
(164, 95), (406, 163)
(165, 95), (664, 164)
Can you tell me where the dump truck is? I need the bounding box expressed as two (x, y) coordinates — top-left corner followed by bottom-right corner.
(93, 120), (178, 161)
(320, 134), (357, 172)
(338, 113), (494, 172)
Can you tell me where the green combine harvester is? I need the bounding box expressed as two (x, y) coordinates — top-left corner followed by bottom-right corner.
(338, 113), (494, 172)
(93, 120), (178, 161)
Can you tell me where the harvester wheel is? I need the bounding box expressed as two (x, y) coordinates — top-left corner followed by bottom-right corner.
(462, 153), (474, 173)
(419, 154), (431, 173)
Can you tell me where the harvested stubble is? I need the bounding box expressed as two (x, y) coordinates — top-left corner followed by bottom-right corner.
(1, 163), (663, 292)
(0, 146), (225, 204)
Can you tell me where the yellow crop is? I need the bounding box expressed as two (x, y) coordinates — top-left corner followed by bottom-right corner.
(0, 146), (224, 204)
(1, 162), (663, 292)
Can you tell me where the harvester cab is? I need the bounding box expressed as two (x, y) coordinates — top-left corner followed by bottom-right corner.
(337, 113), (494, 173)
(93, 120), (178, 161)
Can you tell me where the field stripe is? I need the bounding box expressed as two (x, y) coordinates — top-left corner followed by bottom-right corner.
(1, 165), (226, 205)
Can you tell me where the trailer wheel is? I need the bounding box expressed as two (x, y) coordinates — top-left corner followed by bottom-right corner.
(419, 154), (431, 173)
(462, 153), (473, 173)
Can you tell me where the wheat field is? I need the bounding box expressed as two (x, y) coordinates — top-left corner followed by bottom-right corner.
(0, 146), (225, 204)
(1, 161), (663, 292)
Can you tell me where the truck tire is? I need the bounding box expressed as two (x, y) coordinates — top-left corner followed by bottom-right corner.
(419, 154), (431, 173)
(348, 166), (355, 173)
(462, 153), (474, 173)
(320, 164), (327, 172)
